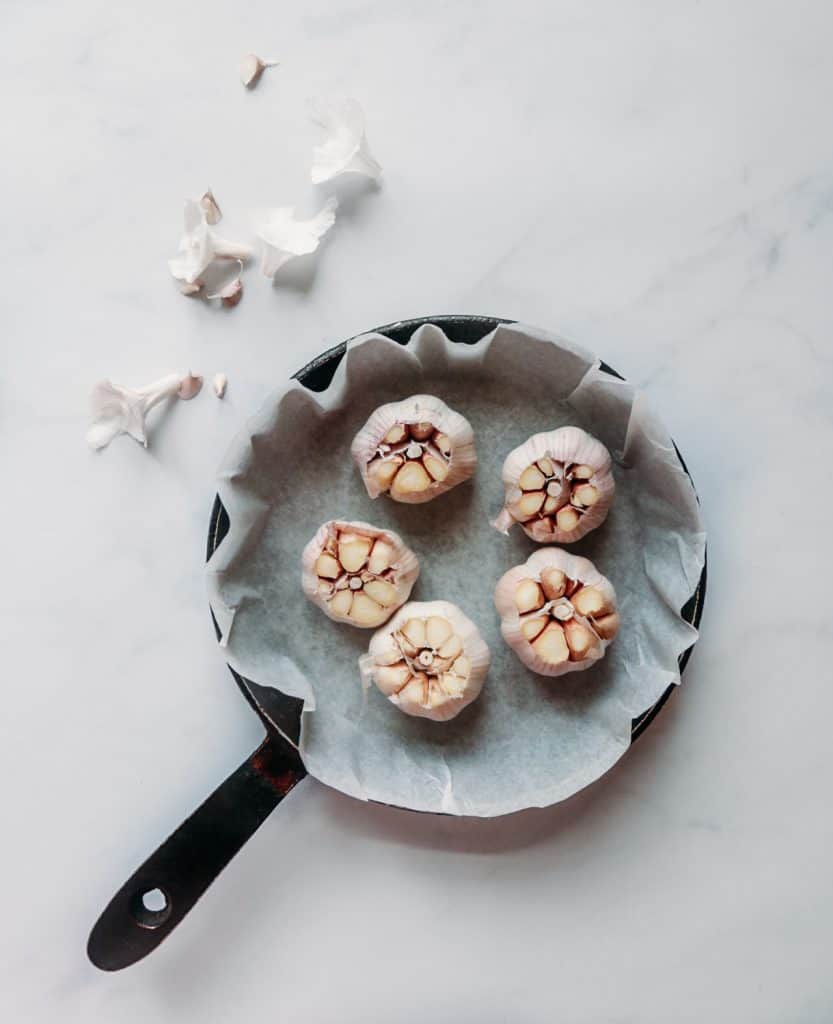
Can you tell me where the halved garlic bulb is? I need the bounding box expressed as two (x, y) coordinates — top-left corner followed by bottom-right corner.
(493, 426), (614, 543)
(494, 548), (620, 677)
(301, 520), (419, 628)
(351, 395), (476, 504)
(360, 600), (490, 721)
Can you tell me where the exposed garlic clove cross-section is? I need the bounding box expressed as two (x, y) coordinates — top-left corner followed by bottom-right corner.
(360, 601), (490, 721)
(494, 547), (619, 677)
(351, 395), (476, 504)
(302, 520), (419, 628)
(493, 426), (615, 543)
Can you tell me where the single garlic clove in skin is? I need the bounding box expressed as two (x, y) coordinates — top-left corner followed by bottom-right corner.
(493, 425), (615, 544)
(351, 394), (477, 504)
(494, 546), (619, 678)
(360, 600), (490, 721)
(301, 520), (419, 628)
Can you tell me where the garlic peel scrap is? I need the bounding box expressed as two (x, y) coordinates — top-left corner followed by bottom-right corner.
(86, 372), (199, 451)
(310, 97), (382, 184)
(360, 600), (490, 721)
(302, 520), (419, 628)
(494, 425), (615, 543)
(169, 199), (252, 285)
(351, 395), (476, 504)
(494, 548), (619, 678)
(257, 197), (338, 277)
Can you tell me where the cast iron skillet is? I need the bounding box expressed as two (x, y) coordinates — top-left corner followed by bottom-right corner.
(87, 315), (707, 971)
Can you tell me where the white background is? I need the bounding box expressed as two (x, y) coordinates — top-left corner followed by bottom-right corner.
(3, 1), (833, 1020)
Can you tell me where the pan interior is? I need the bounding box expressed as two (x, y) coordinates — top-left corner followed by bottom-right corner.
(207, 322), (705, 816)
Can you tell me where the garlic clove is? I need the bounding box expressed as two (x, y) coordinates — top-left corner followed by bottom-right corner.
(426, 615), (452, 648)
(213, 373), (228, 398)
(539, 567), (567, 600)
(330, 590), (353, 617)
(564, 619), (596, 660)
(532, 622), (569, 666)
(316, 553), (341, 579)
(364, 579), (396, 607)
(494, 547), (619, 677)
(350, 592), (384, 626)
(338, 534), (373, 573)
(200, 189), (222, 224)
(374, 661), (411, 696)
(240, 53), (279, 88)
(514, 578), (545, 614)
(572, 483), (598, 508)
(519, 465), (546, 490)
(521, 616), (548, 642)
(302, 520), (419, 628)
(438, 634), (463, 659)
(177, 372), (203, 400)
(400, 617), (426, 649)
(493, 426), (615, 544)
(571, 586), (608, 618)
(594, 612), (620, 640)
(359, 600), (490, 721)
(352, 395), (477, 504)
(366, 539), (395, 574)
(555, 506), (580, 533)
(390, 461), (432, 498)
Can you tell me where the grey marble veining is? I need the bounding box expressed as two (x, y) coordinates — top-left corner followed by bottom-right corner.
(2, 1), (833, 1021)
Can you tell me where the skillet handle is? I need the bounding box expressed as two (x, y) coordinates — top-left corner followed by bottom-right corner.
(87, 735), (306, 971)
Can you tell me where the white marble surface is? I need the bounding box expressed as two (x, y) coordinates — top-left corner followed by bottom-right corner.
(3, 0), (833, 1019)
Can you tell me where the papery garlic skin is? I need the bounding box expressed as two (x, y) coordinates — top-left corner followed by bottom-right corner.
(494, 426), (615, 543)
(494, 548), (619, 678)
(302, 520), (419, 628)
(169, 199), (253, 285)
(258, 197), (338, 277)
(351, 395), (476, 504)
(87, 372), (199, 451)
(360, 600), (490, 721)
(310, 96), (382, 184)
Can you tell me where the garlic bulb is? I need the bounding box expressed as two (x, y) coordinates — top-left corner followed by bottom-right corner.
(494, 548), (620, 677)
(351, 395), (476, 504)
(360, 601), (490, 721)
(301, 521), (419, 628)
(493, 426), (615, 543)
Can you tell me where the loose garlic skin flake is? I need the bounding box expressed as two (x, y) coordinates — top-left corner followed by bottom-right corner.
(351, 395), (476, 504)
(494, 548), (620, 677)
(360, 601), (490, 721)
(302, 521), (419, 628)
(493, 426), (615, 543)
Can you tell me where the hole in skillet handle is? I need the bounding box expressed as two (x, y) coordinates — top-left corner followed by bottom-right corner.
(207, 314), (707, 748)
(129, 887), (172, 929)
